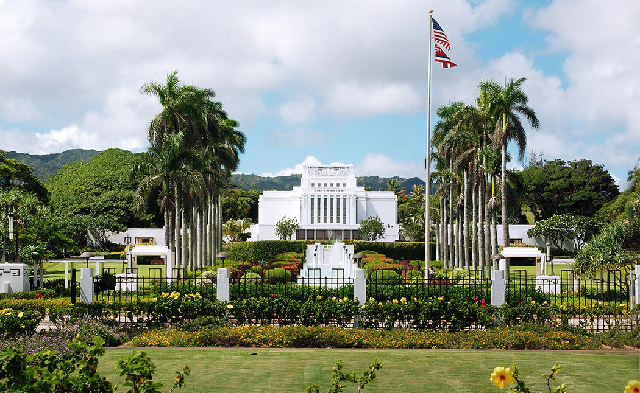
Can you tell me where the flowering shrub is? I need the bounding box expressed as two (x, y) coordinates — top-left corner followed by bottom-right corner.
(129, 325), (599, 349)
(0, 308), (43, 336)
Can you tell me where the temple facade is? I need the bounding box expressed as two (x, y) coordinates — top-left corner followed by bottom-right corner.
(249, 164), (399, 241)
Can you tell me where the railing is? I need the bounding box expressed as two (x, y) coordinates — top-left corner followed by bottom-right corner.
(507, 269), (633, 332)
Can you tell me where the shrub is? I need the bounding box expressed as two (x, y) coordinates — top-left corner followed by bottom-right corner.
(404, 270), (424, 282)
(354, 241), (427, 260)
(264, 268), (293, 284)
(240, 272), (262, 282)
(224, 240), (307, 261)
(0, 308), (43, 336)
(369, 270), (401, 284)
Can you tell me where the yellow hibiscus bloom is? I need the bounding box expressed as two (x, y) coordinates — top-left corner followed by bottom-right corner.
(625, 380), (640, 393)
(490, 367), (514, 389)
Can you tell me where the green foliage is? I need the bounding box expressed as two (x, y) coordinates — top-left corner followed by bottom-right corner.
(0, 150), (49, 203)
(354, 241), (425, 260)
(527, 214), (599, 251)
(573, 221), (636, 276)
(358, 216), (386, 241)
(397, 185), (425, 242)
(0, 189), (70, 260)
(307, 359), (383, 393)
(223, 218), (252, 242)
(46, 149), (155, 247)
(117, 351), (189, 393)
(522, 158), (619, 220)
(221, 187), (261, 222)
(0, 308), (43, 336)
(368, 270), (401, 283)
(5, 149), (100, 183)
(275, 216), (300, 240)
(224, 240), (307, 261)
(0, 336), (113, 392)
(264, 268), (293, 284)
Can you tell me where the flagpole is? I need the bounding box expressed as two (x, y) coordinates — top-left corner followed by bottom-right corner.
(425, 10), (433, 277)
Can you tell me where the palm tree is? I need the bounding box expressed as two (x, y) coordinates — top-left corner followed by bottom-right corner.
(481, 78), (539, 255)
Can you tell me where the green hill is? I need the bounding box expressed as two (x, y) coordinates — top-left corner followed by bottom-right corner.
(6, 149), (101, 182)
(230, 173), (425, 192)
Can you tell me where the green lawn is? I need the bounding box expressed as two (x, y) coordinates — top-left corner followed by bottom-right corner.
(42, 261), (167, 281)
(99, 348), (640, 392)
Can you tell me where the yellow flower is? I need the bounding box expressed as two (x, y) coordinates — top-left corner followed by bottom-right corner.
(226, 304), (234, 309)
(490, 367), (514, 389)
(393, 299), (399, 304)
(625, 380), (640, 393)
(17, 312), (24, 318)
(317, 295), (322, 300)
(400, 297), (407, 303)
(438, 297), (444, 301)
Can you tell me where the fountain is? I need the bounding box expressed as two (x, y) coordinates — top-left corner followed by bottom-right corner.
(298, 242), (357, 286)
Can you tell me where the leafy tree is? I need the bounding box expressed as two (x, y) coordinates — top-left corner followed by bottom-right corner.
(223, 218), (252, 242)
(46, 149), (155, 247)
(5, 149), (100, 182)
(275, 216), (300, 240)
(221, 187), (261, 222)
(0, 150), (49, 203)
(527, 214), (599, 251)
(0, 189), (71, 262)
(397, 185), (425, 242)
(573, 221), (636, 276)
(522, 159), (619, 219)
(358, 216), (386, 241)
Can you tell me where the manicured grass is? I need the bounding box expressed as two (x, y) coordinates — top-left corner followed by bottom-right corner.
(99, 348), (640, 392)
(43, 261), (166, 281)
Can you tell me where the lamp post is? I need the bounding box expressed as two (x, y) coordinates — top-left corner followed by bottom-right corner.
(216, 251), (229, 268)
(8, 204), (19, 263)
(546, 242), (552, 275)
(353, 252), (365, 269)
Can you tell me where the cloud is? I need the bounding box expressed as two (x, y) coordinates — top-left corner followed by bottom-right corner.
(260, 156), (349, 177)
(279, 97), (316, 124)
(357, 153), (424, 179)
(325, 82), (421, 117)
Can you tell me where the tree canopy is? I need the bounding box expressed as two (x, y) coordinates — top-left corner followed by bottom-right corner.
(46, 148), (156, 247)
(522, 158), (619, 220)
(0, 150), (49, 204)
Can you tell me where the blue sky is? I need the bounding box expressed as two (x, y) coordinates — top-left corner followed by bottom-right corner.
(1, 0), (638, 189)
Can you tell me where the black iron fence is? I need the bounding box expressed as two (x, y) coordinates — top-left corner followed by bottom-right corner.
(507, 269), (634, 332)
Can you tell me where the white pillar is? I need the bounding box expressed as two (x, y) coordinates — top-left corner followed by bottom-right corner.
(79, 268), (94, 303)
(354, 268), (366, 305)
(217, 268), (229, 302)
(64, 261), (70, 288)
(491, 269), (506, 306)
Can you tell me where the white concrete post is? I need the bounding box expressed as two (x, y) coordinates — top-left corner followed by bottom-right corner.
(217, 268), (230, 302)
(491, 269), (506, 306)
(354, 268), (366, 305)
(79, 268), (94, 303)
(633, 265), (640, 305)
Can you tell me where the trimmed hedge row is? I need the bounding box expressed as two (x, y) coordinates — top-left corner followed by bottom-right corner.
(223, 240), (435, 262)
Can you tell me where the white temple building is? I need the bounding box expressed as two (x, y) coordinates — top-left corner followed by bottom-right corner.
(249, 164), (399, 241)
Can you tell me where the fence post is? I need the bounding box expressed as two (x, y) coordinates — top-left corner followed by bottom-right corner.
(70, 269), (77, 304)
(633, 265), (640, 305)
(217, 268), (230, 302)
(354, 268), (366, 305)
(80, 268), (94, 303)
(491, 269), (505, 307)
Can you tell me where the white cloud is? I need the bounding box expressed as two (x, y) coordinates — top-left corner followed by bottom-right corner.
(260, 156), (349, 177)
(279, 98), (316, 125)
(325, 82), (421, 117)
(357, 153), (424, 179)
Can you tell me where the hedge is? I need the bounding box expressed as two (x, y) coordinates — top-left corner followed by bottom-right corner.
(224, 241), (307, 261)
(354, 241), (434, 261)
(224, 240), (435, 262)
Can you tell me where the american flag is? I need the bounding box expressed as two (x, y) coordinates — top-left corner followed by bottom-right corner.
(432, 18), (451, 51)
(435, 44), (458, 68)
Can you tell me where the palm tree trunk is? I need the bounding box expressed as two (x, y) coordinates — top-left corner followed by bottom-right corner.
(484, 175), (491, 270)
(181, 208), (188, 272)
(463, 169), (470, 269)
(456, 205), (462, 268)
(435, 221), (440, 260)
(501, 142), (510, 277)
(217, 193), (223, 255)
(471, 180), (478, 270)
(174, 188), (181, 272)
(441, 195), (448, 269)
(491, 175), (498, 258)
(448, 171), (454, 269)
(478, 178), (485, 273)
(191, 206), (197, 271)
